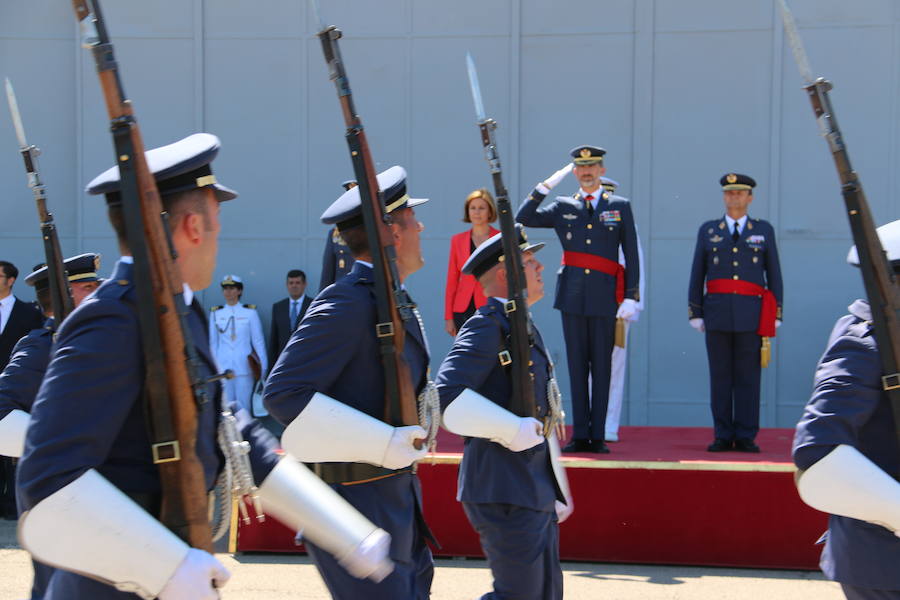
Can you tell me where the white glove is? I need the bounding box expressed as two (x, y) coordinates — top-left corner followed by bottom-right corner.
(689, 318), (705, 333)
(381, 425), (428, 469)
(537, 163), (574, 194)
(501, 417), (544, 452)
(159, 549), (230, 600)
(616, 299), (638, 321)
(775, 319), (782, 329)
(338, 529), (393, 582)
(555, 499), (574, 524)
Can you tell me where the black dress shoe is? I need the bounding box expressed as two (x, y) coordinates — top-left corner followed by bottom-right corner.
(734, 438), (761, 453)
(562, 439), (591, 453)
(707, 439), (733, 452)
(589, 440), (610, 454)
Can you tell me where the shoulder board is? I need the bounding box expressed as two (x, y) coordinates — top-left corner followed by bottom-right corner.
(609, 194), (630, 203)
(210, 305), (223, 311)
(243, 304), (256, 309)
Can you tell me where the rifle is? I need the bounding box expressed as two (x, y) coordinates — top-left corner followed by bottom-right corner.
(311, 2), (421, 439)
(779, 0), (900, 443)
(71, 0), (214, 550)
(465, 53), (537, 422)
(5, 79), (74, 322)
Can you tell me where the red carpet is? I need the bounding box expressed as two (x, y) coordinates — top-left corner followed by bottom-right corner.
(237, 426), (827, 570)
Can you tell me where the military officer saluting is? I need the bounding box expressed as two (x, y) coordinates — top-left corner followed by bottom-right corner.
(209, 274), (267, 412)
(793, 220), (900, 599)
(15, 134), (391, 599)
(517, 145), (640, 453)
(688, 173), (783, 453)
(320, 179), (358, 291)
(436, 227), (570, 600)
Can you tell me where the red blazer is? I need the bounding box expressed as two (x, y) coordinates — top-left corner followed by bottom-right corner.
(444, 227), (500, 319)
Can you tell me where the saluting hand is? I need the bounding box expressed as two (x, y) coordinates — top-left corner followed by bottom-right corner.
(539, 163), (574, 192)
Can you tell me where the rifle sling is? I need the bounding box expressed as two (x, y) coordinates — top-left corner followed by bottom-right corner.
(110, 119), (181, 464)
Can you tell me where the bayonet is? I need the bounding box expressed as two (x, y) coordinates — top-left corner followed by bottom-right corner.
(466, 52), (486, 123)
(777, 0), (814, 85)
(5, 78), (74, 321)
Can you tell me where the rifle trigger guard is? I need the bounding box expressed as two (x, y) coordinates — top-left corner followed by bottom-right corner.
(376, 322), (394, 337)
(882, 373), (900, 391)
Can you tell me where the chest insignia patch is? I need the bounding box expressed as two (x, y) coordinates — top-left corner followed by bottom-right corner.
(600, 210), (621, 223)
(563, 213), (578, 220)
(710, 235), (723, 243)
(747, 234), (766, 244)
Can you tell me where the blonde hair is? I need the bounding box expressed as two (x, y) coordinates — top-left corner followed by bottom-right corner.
(463, 188), (497, 223)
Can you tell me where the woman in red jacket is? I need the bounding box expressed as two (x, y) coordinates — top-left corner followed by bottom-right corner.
(444, 188), (500, 336)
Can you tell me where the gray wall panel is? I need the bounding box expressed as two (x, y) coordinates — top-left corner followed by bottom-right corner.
(2, 1), (898, 431)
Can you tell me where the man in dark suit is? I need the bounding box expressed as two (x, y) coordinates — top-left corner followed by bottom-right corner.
(269, 269), (313, 362)
(0, 260), (43, 520)
(687, 173), (783, 453)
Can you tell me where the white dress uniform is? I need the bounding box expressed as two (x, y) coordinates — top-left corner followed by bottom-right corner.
(605, 181), (645, 442)
(209, 301), (268, 413)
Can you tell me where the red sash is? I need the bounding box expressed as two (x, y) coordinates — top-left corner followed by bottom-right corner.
(706, 278), (777, 337)
(562, 250), (625, 304)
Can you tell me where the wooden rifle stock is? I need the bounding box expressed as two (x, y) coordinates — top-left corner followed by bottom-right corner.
(71, 0), (213, 550)
(316, 25), (420, 434)
(803, 78), (900, 442)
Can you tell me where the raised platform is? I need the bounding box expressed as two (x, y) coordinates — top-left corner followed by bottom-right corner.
(236, 426), (828, 570)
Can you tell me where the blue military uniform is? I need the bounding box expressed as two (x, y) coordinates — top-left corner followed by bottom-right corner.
(687, 173), (783, 451)
(793, 299), (900, 598)
(436, 295), (564, 600)
(516, 146), (640, 449)
(265, 166), (434, 600)
(16, 135), (280, 599)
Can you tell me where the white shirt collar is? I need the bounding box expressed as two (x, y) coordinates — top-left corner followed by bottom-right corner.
(0, 295), (14, 309)
(725, 214), (748, 233)
(120, 256), (194, 305)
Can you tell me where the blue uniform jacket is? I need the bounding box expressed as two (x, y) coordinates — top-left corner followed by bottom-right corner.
(516, 188), (639, 317)
(435, 298), (562, 512)
(264, 261), (431, 563)
(793, 300), (900, 589)
(0, 318), (53, 420)
(687, 216), (783, 331)
(18, 259), (280, 512)
(320, 228), (356, 292)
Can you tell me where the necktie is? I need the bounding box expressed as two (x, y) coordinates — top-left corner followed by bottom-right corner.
(732, 222), (740, 243)
(290, 300), (298, 328)
(585, 194), (594, 218)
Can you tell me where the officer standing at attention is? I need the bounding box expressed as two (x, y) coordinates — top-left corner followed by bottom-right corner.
(15, 134), (392, 600)
(517, 146), (640, 453)
(209, 274), (267, 413)
(793, 220), (900, 600)
(320, 179), (358, 291)
(0, 254), (101, 600)
(265, 165), (434, 600)
(688, 173), (783, 453)
(436, 228), (570, 600)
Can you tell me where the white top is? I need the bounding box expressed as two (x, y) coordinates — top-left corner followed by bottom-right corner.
(0, 294), (15, 334)
(208, 302), (267, 376)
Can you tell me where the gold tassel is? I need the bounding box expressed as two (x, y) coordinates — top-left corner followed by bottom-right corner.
(760, 336), (771, 368)
(228, 497), (240, 554)
(614, 318), (626, 349)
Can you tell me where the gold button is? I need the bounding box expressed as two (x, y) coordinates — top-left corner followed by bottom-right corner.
(754, 247), (759, 252)
(586, 239), (592, 244)
(584, 269), (590, 275)
(732, 247), (738, 253)
(609, 226), (614, 231)
(117, 279), (129, 285)
(733, 275), (739, 280)
(713, 247), (717, 252)
(733, 261), (738, 267)
(753, 256), (758, 263)
(529, 360), (534, 366)
(587, 224), (593, 229)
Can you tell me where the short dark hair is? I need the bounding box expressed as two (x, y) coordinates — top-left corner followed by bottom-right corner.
(339, 208), (413, 258)
(286, 269), (306, 282)
(0, 261), (19, 280)
(107, 188), (212, 247)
